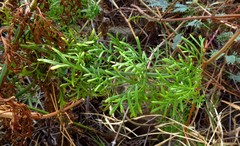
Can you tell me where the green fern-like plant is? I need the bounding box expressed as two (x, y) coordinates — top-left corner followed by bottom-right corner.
(38, 31), (205, 121)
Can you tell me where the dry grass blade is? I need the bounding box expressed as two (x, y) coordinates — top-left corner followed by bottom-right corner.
(203, 29), (240, 69)
(154, 135), (176, 146)
(222, 100), (240, 111)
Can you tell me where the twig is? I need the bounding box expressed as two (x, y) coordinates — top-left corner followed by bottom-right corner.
(111, 108), (129, 146)
(132, 4), (240, 22)
(138, 0), (161, 19)
(202, 29), (240, 69)
(0, 97), (84, 119)
(40, 99), (84, 119)
(161, 14), (240, 21)
(110, 0), (136, 39)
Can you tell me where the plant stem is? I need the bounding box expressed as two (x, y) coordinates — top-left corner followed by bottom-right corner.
(16, 81), (35, 98)
(0, 64), (8, 88)
(29, 106), (49, 114)
(203, 29), (240, 69)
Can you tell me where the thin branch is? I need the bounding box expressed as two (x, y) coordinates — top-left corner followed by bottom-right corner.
(111, 108), (129, 146)
(0, 98), (84, 119)
(110, 0), (136, 39)
(203, 29), (240, 69)
(132, 4), (240, 22)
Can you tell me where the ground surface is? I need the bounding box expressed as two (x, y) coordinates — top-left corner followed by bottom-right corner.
(0, 0), (240, 145)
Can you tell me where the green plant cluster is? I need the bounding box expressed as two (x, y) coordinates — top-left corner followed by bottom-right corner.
(46, 0), (100, 22)
(0, 0), (205, 122)
(38, 31), (205, 120)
